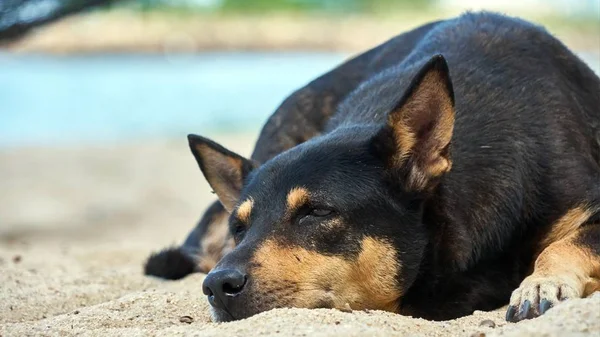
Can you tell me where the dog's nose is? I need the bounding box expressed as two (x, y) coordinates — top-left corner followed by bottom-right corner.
(202, 269), (247, 309)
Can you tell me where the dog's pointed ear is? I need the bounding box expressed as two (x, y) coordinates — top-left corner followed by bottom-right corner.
(188, 134), (256, 212)
(377, 54), (455, 192)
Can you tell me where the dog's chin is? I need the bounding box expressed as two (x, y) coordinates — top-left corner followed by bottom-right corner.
(209, 307), (236, 322)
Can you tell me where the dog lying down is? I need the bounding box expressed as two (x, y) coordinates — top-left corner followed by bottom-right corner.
(145, 11), (600, 323)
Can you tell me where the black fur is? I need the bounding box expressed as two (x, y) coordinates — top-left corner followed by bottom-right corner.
(144, 247), (197, 280)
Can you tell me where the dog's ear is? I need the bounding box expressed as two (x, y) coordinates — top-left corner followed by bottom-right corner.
(188, 135), (256, 212)
(376, 54), (455, 192)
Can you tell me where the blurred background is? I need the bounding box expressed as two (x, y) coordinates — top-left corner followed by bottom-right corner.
(0, 0), (599, 240)
(1, 0), (599, 147)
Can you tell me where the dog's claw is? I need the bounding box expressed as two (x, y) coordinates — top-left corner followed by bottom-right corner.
(539, 299), (552, 314)
(505, 305), (517, 322)
(508, 275), (581, 322)
(518, 300), (531, 321)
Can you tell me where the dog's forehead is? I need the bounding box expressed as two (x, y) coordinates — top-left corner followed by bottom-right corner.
(247, 137), (381, 199)
(240, 150), (326, 204)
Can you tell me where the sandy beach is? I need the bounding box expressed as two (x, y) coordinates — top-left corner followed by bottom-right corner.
(5, 10), (599, 55)
(1, 134), (599, 336)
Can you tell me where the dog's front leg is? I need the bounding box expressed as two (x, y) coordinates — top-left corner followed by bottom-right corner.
(506, 210), (600, 322)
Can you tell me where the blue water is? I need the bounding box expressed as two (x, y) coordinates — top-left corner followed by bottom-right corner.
(0, 52), (347, 147)
(1, 52), (599, 148)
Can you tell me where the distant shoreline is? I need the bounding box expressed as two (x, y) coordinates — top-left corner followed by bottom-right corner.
(3, 10), (599, 55)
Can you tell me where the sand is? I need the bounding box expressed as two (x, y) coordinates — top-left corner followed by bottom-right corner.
(1, 135), (599, 337)
(5, 10), (600, 55)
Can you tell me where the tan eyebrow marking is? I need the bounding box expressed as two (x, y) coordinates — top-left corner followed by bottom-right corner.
(236, 198), (254, 223)
(286, 187), (310, 213)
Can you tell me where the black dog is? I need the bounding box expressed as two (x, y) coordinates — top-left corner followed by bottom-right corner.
(147, 12), (600, 323)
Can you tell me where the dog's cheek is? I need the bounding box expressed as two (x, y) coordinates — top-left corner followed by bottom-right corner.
(328, 237), (402, 312)
(249, 240), (343, 308)
(249, 237), (402, 313)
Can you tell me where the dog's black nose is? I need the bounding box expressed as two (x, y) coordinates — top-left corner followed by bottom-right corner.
(202, 269), (247, 309)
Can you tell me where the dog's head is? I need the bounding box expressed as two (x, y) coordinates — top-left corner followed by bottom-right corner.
(191, 55), (455, 321)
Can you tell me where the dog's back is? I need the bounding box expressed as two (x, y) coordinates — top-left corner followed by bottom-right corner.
(335, 11), (600, 257)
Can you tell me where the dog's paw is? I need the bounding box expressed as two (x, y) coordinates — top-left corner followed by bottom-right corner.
(144, 247), (198, 280)
(505, 275), (580, 322)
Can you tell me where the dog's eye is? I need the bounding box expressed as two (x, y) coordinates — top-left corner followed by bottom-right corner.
(233, 224), (246, 238)
(235, 224), (245, 234)
(298, 208), (333, 226)
(309, 209), (332, 217)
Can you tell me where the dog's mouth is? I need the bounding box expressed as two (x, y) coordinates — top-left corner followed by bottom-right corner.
(205, 283), (333, 322)
(206, 285), (372, 322)
(203, 275), (283, 322)
(209, 306), (237, 322)
(206, 294), (237, 321)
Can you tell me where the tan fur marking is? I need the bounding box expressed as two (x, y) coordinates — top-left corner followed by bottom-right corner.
(236, 198), (254, 224)
(286, 187), (310, 213)
(539, 206), (592, 251)
(194, 143), (245, 212)
(528, 234), (600, 297)
(251, 237), (401, 312)
(387, 70), (455, 191)
(197, 211), (233, 273)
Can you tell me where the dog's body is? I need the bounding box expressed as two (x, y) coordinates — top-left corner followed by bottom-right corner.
(147, 12), (600, 322)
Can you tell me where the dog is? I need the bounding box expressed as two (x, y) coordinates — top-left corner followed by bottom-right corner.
(146, 12), (600, 323)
